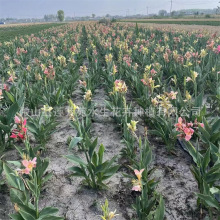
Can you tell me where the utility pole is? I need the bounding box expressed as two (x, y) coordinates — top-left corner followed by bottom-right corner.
(147, 6), (149, 16)
(170, 0), (173, 14)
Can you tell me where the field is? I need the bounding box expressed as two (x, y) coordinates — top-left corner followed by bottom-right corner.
(120, 19), (220, 26)
(0, 23), (65, 42)
(0, 22), (219, 220)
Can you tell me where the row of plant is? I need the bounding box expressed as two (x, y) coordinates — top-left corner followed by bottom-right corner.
(0, 23), (83, 219)
(97, 23), (220, 218)
(0, 21), (219, 219)
(120, 20), (220, 26)
(80, 22), (220, 218)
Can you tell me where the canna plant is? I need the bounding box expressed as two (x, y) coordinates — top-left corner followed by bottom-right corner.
(3, 156), (63, 220)
(197, 117), (220, 149)
(150, 116), (178, 152)
(27, 105), (59, 149)
(0, 159), (3, 189)
(121, 120), (138, 161)
(68, 99), (92, 149)
(129, 136), (165, 220)
(133, 186), (165, 220)
(65, 137), (119, 189)
(184, 141), (220, 218)
(0, 100), (22, 152)
(105, 80), (132, 127)
(100, 199), (119, 220)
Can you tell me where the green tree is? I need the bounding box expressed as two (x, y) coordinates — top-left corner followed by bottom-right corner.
(57, 10), (64, 22)
(158, 10), (167, 17)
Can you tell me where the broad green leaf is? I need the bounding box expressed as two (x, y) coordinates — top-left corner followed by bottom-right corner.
(98, 144), (105, 164)
(6, 102), (19, 124)
(5, 91), (15, 103)
(39, 207), (59, 218)
(9, 213), (23, 220)
(0, 123), (10, 132)
(19, 209), (36, 220)
(211, 119), (220, 133)
(88, 138), (98, 158)
(41, 216), (64, 220)
(65, 155), (86, 166)
(155, 196), (165, 220)
(69, 137), (82, 150)
(202, 148), (210, 172)
(197, 193), (220, 210)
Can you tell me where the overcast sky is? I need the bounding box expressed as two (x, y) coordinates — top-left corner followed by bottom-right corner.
(0, 0), (219, 18)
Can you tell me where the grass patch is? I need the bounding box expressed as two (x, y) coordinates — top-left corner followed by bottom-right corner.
(120, 20), (220, 26)
(0, 23), (65, 42)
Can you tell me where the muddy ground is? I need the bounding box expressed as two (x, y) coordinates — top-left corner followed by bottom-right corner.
(0, 85), (199, 220)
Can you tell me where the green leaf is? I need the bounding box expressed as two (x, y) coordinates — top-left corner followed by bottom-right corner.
(5, 91), (15, 103)
(184, 141), (200, 164)
(37, 159), (49, 180)
(9, 213), (23, 220)
(103, 165), (120, 179)
(26, 122), (38, 134)
(211, 119), (220, 133)
(98, 144), (105, 164)
(206, 173), (220, 184)
(88, 138), (98, 158)
(196, 193), (220, 210)
(0, 123), (10, 132)
(69, 137), (82, 150)
(42, 172), (53, 185)
(41, 216), (64, 220)
(198, 126), (210, 143)
(17, 203), (36, 218)
(7, 161), (21, 168)
(210, 132), (220, 143)
(202, 148), (210, 172)
(155, 196), (165, 220)
(3, 163), (22, 189)
(6, 102), (19, 124)
(39, 207), (59, 218)
(10, 188), (26, 205)
(65, 155), (86, 166)
(19, 210), (36, 220)
(68, 166), (86, 177)
(194, 92), (203, 108)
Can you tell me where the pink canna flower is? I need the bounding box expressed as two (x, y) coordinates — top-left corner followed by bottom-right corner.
(194, 119), (204, 128)
(150, 69), (157, 75)
(186, 77), (192, 82)
(14, 116), (21, 124)
(217, 45), (220, 53)
(10, 116), (27, 141)
(3, 84), (10, 91)
(183, 128), (194, 141)
(134, 169), (144, 181)
(132, 185), (142, 192)
(0, 89), (3, 100)
(175, 117), (186, 131)
(132, 169), (144, 192)
(175, 117), (194, 141)
(22, 157), (37, 174)
(10, 133), (17, 139)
